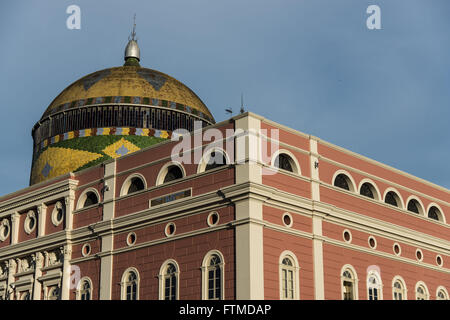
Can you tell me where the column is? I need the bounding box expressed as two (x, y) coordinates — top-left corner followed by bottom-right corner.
(37, 204), (47, 237)
(234, 113), (265, 299)
(99, 160), (116, 300)
(310, 137), (325, 299)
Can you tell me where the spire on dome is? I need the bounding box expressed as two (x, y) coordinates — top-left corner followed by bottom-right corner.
(124, 14), (140, 66)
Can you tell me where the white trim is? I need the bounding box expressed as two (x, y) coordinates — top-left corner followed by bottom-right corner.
(415, 281), (430, 300)
(201, 250), (225, 300)
(24, 210), (37, 235)
(207, 211), (220, 227)
(392, 275), (407, 300)
(426, 202), (446, 223)
(120, 267), (140, 300)
(278, 250), (300, 300)
(51, 201), (65, 227)
(405, 195), (425, 216)
(332, 170), (356, 192)
(164, 222), (176, 237)
(81, 243), (91, 257)
(340, 264), (359, 300)
(436, 285), (449, 300)
(282, 212), (293, 228)
(0, 218), (10, 242)
(158, 259), (180, 300)
(383, 187), (405, 210)
(436, 254), (444, 267)
(270, 149), (301, 175)
(155, 161), (186, 186)
(358, 178), (381, 200)
(366, 269), (383, 300)
(126, 232), (137, 246)
(197, 147), (231, 174)
(416, 248), (424, 262)
(393, 242), (402, 256)
(119, 173), (147, 196)
(368, 236), (377, 249)
(342, 229), (352, 243)
(76, 188), (101, 210)
(76, 276), (93, 300)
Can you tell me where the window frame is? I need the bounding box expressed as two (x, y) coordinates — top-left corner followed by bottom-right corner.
(383, 188), (404, 209)
(197, 147), (230, 174)
(156, 162), (186, 186)
(158, 259), (180, 300)
(77, 277), (93, 300)
(120, 173), (147, 197)
(279, 251), (300, 300)
(415, 281), (429, 300)
(358, 179), (381, 200)
(201, 250), (225, 300)
(76, 188), (101, 210)
(332, 170), (356, 192)
(392, 276), (407, 300)
(120, 267), (140, 300)
(367, 270), (383, 300)
(340, 264), (359, 300)
(270, 150), (301, 175)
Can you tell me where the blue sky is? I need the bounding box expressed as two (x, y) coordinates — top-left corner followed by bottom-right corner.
(0, 0), (449, 196)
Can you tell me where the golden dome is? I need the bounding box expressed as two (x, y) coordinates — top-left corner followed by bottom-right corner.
(42, 66), (214, 122)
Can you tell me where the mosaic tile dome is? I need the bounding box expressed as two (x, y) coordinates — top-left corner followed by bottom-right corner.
(30, 39), (215, 185)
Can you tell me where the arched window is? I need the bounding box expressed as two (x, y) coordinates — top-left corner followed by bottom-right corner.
(83, 192), (98, 207)
(333, 173), (355, 192)
(205, 151), (228, 171)
(436, 287), (449, 300)
(392, 277), (406, 300)
(407, 199), (421, 214)
(121, 268), (139, 300)
(384, 191), (400, 208)
(367, 272), (382, 300)
(415, 282), (429, 300)
(279, 252), (300, 300)
(428, 206), (442, 221)
(159, 261), (179, 300)
(341, 269), (357, 300)
(127, 177), (145, 194)
(202, 251), (225, 300)
(281, 257), (295, 299)
(78, 278), (92, 300)
(275, 154), (293, 172)
(360, 182), (375, 199)
(164, 165), (184, 183)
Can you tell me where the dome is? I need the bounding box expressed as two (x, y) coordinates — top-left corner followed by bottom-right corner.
(42, 66), (214, 121)
(30, 37), (215, 186)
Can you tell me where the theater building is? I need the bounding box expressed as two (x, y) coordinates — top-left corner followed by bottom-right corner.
(0, 35), (449, 301)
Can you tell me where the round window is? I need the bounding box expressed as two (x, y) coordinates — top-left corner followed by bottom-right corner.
(282, 213), (293, 227)
(82, 244), (91, 257)
(126, 232), (137, 246)
(368, 236), (377, 249)
(207, 212), (220, 227)
(165, 223), (176, 237)
(24, 211), (37, 234)
(343, 230), (352, 243)
(393, 243), (401, 256)
(52, 201), (65, 226)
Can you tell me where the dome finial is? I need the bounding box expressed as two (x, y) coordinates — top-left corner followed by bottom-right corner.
(124, 14), (140, 66)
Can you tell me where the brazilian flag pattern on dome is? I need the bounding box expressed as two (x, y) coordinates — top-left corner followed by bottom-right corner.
(30, 129), (167, 185)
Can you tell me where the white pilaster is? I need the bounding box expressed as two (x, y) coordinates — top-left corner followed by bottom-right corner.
(37, 204), (47, 237)
(234, 114), (265, 299)
(60, 245), (72, 300)
(10, 212), (19, 245)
